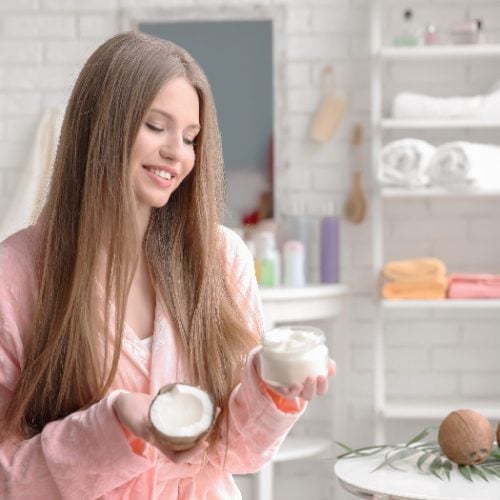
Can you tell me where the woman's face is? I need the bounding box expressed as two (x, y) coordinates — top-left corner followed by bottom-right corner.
(130, 77), (200, 217)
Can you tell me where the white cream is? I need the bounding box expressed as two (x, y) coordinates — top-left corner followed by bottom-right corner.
(260, 326), (329, 387)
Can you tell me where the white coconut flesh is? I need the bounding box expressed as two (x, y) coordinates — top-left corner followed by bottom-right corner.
(150, 384), (214, 438)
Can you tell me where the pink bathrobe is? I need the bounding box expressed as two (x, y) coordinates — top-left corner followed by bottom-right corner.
(0, 225), (303, 499)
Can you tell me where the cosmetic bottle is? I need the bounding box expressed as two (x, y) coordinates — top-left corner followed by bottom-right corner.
(282, 240), (305, 287)
(319, 203), (340, 284)
(279, 199), (311, 283)
(424, 23), (439, 45)
(393, 9), (420, 47)
(255, 231), (281, 287)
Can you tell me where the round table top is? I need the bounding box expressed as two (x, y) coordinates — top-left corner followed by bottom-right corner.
(335, 454), (500, 500)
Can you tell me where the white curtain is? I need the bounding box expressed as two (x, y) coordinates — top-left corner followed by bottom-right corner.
(0, 108), (62, 241)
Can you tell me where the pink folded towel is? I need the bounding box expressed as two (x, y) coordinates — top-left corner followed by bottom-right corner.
(447, 273), (500, 299)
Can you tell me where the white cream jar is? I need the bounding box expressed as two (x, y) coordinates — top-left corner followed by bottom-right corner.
(260, 325), (329, 387)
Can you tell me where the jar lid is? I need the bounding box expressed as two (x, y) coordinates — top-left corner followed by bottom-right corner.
(262, 325), (325, 354)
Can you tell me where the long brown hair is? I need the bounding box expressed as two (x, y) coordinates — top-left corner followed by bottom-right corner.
(3, 31), (259, 440)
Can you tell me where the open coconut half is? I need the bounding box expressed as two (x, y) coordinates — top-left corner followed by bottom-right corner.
(149, 383), (216, 451)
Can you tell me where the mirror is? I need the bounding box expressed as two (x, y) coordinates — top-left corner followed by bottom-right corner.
(139, 19), (274, 228)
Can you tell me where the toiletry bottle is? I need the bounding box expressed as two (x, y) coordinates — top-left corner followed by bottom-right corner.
(282, 240), (305, 287)
(280, 199), (311, 283)
(255, 231), (281, 287)
(424, 23), (439, 45)
(393, 9), (420, 47)
(320, 204), (340, 284)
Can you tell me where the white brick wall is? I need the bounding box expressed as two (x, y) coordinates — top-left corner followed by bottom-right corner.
(1, 1), (500, 499)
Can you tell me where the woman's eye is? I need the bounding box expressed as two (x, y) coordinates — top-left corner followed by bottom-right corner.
(184, 137), (197, 146)
(145, 122), (163, 132)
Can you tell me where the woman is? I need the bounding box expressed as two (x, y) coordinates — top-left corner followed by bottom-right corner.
(0, 31), (334, 499)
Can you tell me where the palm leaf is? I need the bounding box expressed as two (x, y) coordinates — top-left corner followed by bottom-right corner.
(417, 451), (434, 471)
(429, 455), (444, 480)
(442, 459), (453, 480)
(372, 447), (422, 472)
(406, 427), (434, 446)
(459, 465), (473, 482)
(470, 465), (489, 482)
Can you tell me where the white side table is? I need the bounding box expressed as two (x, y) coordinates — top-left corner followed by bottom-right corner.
(254, 284), (349, 500)
(335, 454), (500, 499)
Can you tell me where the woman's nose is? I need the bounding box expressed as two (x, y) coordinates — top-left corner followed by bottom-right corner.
(159, 134), (184, 161)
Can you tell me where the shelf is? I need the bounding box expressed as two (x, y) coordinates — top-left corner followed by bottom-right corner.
(380, 401), (500, 420)
(259, 283), (348, 301)
(273, 436), (331, 463)
(381, 119), (500, 130)
(382, 299), (500, 310)
(380, 187), (500, 198)
(378, 44), (500, 60)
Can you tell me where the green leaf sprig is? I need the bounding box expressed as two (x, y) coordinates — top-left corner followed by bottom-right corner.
(337, 427), (500, 482)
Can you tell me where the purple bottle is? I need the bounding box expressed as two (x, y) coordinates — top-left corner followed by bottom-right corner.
(320, 215), (339, 283)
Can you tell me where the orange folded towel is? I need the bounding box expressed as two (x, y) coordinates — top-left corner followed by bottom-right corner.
(383, 258), (446, 282)
(383, 276), (448, 300)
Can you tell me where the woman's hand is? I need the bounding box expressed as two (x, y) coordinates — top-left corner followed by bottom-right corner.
(255, 354), (336, 401)
(112, 392), (212, 464)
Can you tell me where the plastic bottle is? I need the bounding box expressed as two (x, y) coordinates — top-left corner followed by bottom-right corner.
(279, 199), (311, 283)
(319, 204), (340, 284)
(255, 231), (281, 287)
(393, 9), (420, 47)
(424, 23), (439, 45)
(282, 240), (305, 287)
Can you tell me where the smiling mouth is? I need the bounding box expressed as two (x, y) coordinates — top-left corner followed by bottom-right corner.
(144, 166), (173, 180)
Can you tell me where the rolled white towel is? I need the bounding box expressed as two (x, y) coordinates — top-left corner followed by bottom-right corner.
(378, 139), (436, 187)
(427, 141), (500, 189)
(392, 91), (483, 120)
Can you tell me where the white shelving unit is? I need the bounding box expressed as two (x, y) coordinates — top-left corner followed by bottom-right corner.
(371, 0), (500, 443)
(248, 284), (349, 500)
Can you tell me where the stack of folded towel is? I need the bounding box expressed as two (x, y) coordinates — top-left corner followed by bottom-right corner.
(447, 274), (500, 299)
(382, 258), (448, 300)
(378, 140), (500, 190)
(392, 88), (500, 121)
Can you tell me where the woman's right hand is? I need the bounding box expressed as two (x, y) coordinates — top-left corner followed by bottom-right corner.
(112, 391), (210, 464)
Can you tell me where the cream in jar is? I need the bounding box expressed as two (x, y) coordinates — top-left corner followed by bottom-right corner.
(260, 325), (329, 387)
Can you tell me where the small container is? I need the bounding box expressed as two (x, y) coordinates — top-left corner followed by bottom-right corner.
(260, 325), (329, 387)
(282, 240), (305, 287)
(393, 9), (420, 47)
(424, 23), (439, 45)
(449, 19), (479, 45)
(255, 231), (281, 287)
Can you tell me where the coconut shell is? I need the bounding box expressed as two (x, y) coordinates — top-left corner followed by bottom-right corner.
(149, 383), (215, 452)
(438, 409), (493, 465)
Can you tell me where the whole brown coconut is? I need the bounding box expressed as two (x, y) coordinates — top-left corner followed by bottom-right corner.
(149, 383), (216, 452)
(438, 409), (493, 465)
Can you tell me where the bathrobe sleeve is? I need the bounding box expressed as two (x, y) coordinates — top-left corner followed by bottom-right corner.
(208, 228), (306, 474)
(0, 230), (154, 500)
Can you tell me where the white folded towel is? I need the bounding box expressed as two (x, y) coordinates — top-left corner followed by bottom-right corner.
(378, 139), (436, 187)
(0, 108), (62, 241)
(392, 89), (500, 120)
(426, 141), (500, 189)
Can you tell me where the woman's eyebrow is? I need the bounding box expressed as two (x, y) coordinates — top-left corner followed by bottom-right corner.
(149, 108), (200, 131)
